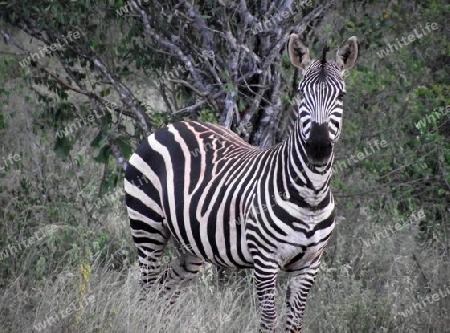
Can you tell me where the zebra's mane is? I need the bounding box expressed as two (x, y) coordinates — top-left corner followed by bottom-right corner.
(316, 44), (331, 83)
(320, 44), (330, 65)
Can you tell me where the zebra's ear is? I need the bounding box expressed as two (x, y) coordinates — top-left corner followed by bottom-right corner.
(336, 36), (358, 71)
(288, 34), (310, 70)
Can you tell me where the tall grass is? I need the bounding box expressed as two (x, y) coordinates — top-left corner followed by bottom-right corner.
(1, 218), (449, 333)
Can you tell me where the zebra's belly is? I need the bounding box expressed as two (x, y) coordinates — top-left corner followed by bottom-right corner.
(165, 204), (255, 269)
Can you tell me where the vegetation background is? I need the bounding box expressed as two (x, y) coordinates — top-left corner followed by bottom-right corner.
(0, 0), (448, 332)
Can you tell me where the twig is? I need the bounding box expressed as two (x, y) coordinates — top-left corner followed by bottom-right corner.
(412, 252), (430, 287)
(167, 78), (209, 97)
(91, 56), (151, 133)
(222, 90), (237, 128)
(131, 2), (210, 97)
(438, 151), (450, 192)
(69, 155), (97, 225)
(109, 139), (128, 171)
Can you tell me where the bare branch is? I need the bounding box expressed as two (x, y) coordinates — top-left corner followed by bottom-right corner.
(168, 78), (209, 97)
(130, 2), (210, 96)
(4, 22), (152, 136)
(91, 56), (150, 133)
(260, 4), (329, 74)
(222, 90), (237, 129)
(108, 138), (128, 171)
(183, 1), (214, 52)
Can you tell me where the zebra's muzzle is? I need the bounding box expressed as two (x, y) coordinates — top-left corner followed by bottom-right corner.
(304, 122), (333, 165)
(305, 141), (332, 166)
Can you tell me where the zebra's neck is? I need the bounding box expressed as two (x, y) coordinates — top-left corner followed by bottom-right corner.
(279, 122), (334, 206)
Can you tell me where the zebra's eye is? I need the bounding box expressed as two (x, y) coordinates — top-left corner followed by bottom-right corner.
(337, 92), (345, 101)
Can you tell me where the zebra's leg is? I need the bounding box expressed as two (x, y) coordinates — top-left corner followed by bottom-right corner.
(284, 255), (322, 333)
(253, 256), (280, 332)
(128, 213), (171, 292)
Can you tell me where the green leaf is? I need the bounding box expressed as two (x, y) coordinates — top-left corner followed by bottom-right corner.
(0, 114), (6, 130)
(104, 173), (119, 191)
(90, 39), (98, 49)
(75, 154), (84, 167)
(54, 135), (74, 158)
(118, 140), (133, 159)
(94, 145), (111, 163)
(90, 130), (108, 147)
(101, 88), (110, 97)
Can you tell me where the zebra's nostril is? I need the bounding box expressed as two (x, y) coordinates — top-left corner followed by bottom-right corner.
(305, 140), (332, 150)
(304, 139), (333, 164)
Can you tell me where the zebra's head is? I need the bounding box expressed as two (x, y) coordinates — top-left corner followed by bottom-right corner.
(288, 34), (358, 167)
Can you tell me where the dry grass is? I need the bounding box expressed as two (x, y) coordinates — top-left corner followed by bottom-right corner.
(1, 220), (449, 333)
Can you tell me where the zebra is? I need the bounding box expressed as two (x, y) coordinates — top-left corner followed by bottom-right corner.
(124, 34), (358, 332)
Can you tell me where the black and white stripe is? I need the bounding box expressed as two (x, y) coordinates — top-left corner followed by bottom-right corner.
(125, 34), (358, 332)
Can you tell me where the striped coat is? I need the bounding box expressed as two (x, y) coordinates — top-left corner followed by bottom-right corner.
(125, 34), (358, 332)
